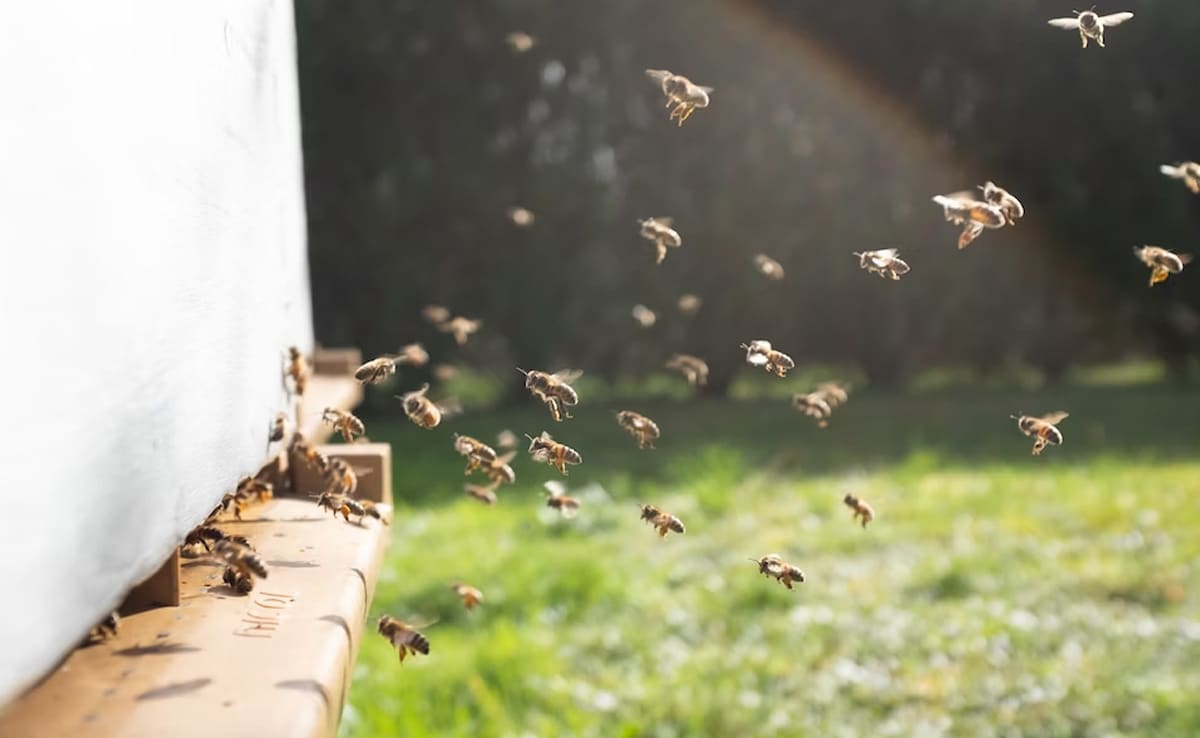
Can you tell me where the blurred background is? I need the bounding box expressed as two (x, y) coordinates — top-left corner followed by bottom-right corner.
(294, 1), (1200, 736)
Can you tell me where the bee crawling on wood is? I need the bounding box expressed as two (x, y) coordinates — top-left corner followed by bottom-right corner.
(1133, 245), (1192, 286)
(213, 539), (268, 595)
(184, 525), (250, 553)
(741, 340), (795, 378)
(637, 217), (682, 265)
(1160, 162), (1200, 195)
(932, 191), (1008, 249)
(451, 583), (484, 611)
(453, 434), (498, 474)
(322, 407), (366, 443)
(518, 367), (582, 422)
(666, 353), (709, 387)
(285, 346), (309, 397)
(527, 432), (582, 476)
(465, 482), (499, 506)
(639, 504), (685, 538)
(396, 384), (461, 429)
(853, 249), (911, 281)
(1011, 411), (1069, 456)
(1048, 8), (1133, 48)
(645, 69), (713, 126)
(842, 494), (875, 529)
(751, 554), (806, 590)
(543, 480), (581, 517)
(616, 410), (661, 449)
(753, 254), (785, 281)
(269, 412), (289, 443)
(86, 611), (120, 643)
(377, 616), (432, 664)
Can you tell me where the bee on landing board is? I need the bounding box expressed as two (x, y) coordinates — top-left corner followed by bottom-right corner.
(1133, 246), (1192, 286)
(518, 368), (582, 422)
(616, 410), (661, 449)
(322, 407), (366, 443)
(213, 539), (268, 595)
(639, 504), (685, 538)
(666, 354), (709, 387)
(451, 583), (484, 610)
(377, 616), (431, 664)
(753, 254), (785, 281)
(543, 480), (581, 517)
(932, 192), (1008, 249)
(752, 554), (806, 590)
(439, 316), (481, 346)
(843, 494), (875, 529)
(465, 482), (499, 506)
(1160, 162), (1200, 195)
(396, 384), (460, 429)
(86, 611), (120, 643)
(285, 346), (309, 397)
(741, 340), (795, 378)
(1011, 411), (1069, 456)
(1048, 9), (1133, 48)
(637, 217), (683, 265)
(853, 249), (911, 281)
(645, 69), (712, 126)
(528, 432), (582, 475)
(453, 434), (498, 474)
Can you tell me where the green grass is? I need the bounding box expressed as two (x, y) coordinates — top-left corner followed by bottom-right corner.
(340, 385), (1200, 738)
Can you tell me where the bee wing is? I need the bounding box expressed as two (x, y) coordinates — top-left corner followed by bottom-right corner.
(1038, 411), (1070, 425)
(1099, 12), (1133, 27)
(644, 69), (671, 84)
(543, 480), (566, 499)
(1047, 17), (1081, 29)
(494, 450), (517, 465)
(746, 353), (769, 367)
(552, 369), (584, 383)
(944, 190), (978, 203)
(697, 85), (714, 94)
(1160, 164), (1185, 179)
(1179, 253), (1194, 265)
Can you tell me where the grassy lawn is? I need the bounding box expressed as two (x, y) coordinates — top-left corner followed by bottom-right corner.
(339, 385), (1200, 738)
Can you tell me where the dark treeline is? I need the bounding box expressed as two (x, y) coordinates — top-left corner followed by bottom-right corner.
(296, 0), (1200, 397)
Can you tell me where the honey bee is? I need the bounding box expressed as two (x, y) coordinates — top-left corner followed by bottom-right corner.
(496, 429), (519, 450)
(1160, 162), (1200, 195)
(290, 432), (331, 474)
(269, 412), (288, 443)
(505, 32), (535, 54)
(87, 611), (120, 642)
(932, 192), (1008, 249)
(666, 354), (709, 386)
(528, 432), (582, 475)
(213, 539), (268, 594)
(325, 456), (366, 497)
(792, 391), (833, 427)
(1133, 245), (1192, 286)
(1048, 9), (1133, 48)
(354, 348), (428, 384)
(439, 316), (481, 346)
(422, 305), (451, 325)
(507, 206), (536, 226)
(816, 382), (850, 408)
(543, 480), (581, 517)
(638, 217), (682, 265)
(314, 490), (364, 522)
(205, 492), (243, 523)
(286, 346), (309, 397)
(632, 304), (657, 328)
(741, 340), (795, 378)
(980, 181), (1024, 225)
(322, 407), (366, 442)
(396, 383), (460, 429)
(518, 368), (582, 422)
(751, 554), (805, 590)
(465, 482), (499, 506)
(843, 494), (875, 528)
(358, 499), (390, 526)
(1011, 411), (1069, 455)
(753, 254), (785, 280)
(453, 434), (498, 474)
(237, 476), (274, 504)
(616, 410), (660, 450)
(184, 525), (250, 553)
(451, 583), (484, 610)
(639, 504), (685, 537)
(853, 249), (911, 280)
(645, 69), (713, 126)
(485, 451), (517, 486)
(677, 293), (702, 316)
(377, 616), (431, 664)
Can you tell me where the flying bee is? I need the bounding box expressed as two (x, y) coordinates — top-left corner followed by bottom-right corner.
(396, 384), (461, 429)
(269, 412), (288, 442)
(213, 539), (268, 594)
(853, 249), (911, 280)
(741, 340), (795, 378)
(752, 554), (805, 590)
(528, 432), (582, 475)
(645, 69), (713, 126)
(324, 456), (367, 497)
(632, 304), (657, 329)
(517, 367), (582, 421)
(285, 346), (309, 397)
(677, 293), (702, 316)
(422, 305), (451, 325)
(453, 434), (498, 474)
(451, 583), (484, 610)
(753, 254), (785, 280)
(354, 356), (398, 384)
(816, 382), (850, 408)
(1133, 245), (1192, 286)
(290, 432), (331, 474)
(357, 499), (390, 526)
(314, 490), (362, 522)
(439, 316), (481, 346)
(980, 181), (1024, 225)
(87, 610), (120, 642)
(465, 482), (499, 506)
(377, 616), (431, 664)
(322, 407), (366, 443)
(496, 429), (518, 450)
(223, 567), (254, 594)
(505, 32), (535, 53)
(1160, 162), (1200, 195)
(485, 451), (517, 486)
(543, 480), (581, 517)
(432, 364), (459, 382)
(1048, 9), (1133, 48)
(932, 193), (1008, 249)
(666, 354), (709, 386)
(1011, 411), (1069, 456)
(793, 391), (833, 427)
(638, 217), (682, 265)
(616, 410), (661, 449)
(639, 504), (685, 537)
(843, 494), (875, 529)
(507, 205), (536, 226)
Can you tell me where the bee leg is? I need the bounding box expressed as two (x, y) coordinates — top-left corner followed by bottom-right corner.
(656, 242), (667, 264)
(782, 578), (793, 590)
(1080, 31), (1087, 48)
(1096, 29), (1104, 48)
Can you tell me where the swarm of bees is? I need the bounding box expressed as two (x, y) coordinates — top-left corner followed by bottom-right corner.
(638, 217), (682, 265)
(1011, 411), (1069, 456)
(741, 340), (795, 378)
(1047, 8), (1133, 48)
(1133, 246), (1192, 286)
(645, 69), (712, 126)
(639, 504), (685, 538)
